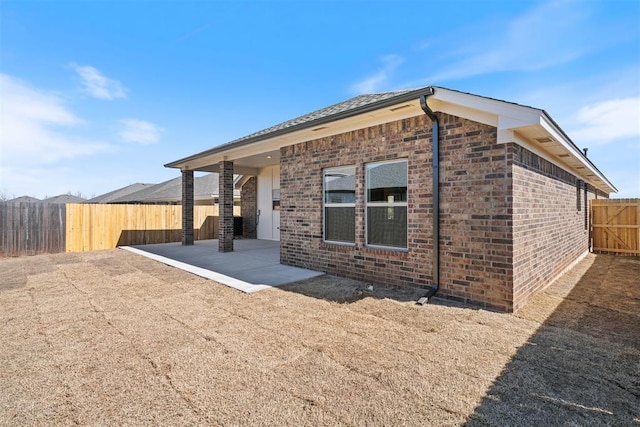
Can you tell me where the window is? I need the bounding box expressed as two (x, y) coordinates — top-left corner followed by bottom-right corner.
(366, 160), (407, 249)
(323, 166), (356, 243)
(576, 179), (582, 211)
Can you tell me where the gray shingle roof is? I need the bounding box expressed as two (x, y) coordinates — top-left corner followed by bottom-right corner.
(108, 174), (241, 203)
(228, 89), (417, 145)
(7, 196), (41, 203)
(87, 183), (155, 203)
(110, 177), (182, 203)
(43, 194), (86, 204)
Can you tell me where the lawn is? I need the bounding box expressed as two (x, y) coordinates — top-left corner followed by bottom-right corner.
(1, 250), (638, 425)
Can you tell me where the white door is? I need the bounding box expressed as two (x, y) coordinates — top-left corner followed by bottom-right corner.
(257, 165), (280, 241)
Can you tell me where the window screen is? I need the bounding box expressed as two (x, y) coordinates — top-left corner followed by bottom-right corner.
(366, 160), (407, 248)
(323, 166), (356, 243)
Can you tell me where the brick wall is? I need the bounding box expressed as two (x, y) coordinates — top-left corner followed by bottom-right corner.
(280, 113), (516, 311)
(509, 145), (601, 310)
(181, 170), (194, 245)
(218, 161), (234, 252)
(241, 177), (257, 239)
(438, 115), (512, 311)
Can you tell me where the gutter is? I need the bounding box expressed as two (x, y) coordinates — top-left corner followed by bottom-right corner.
(417, 87), (440, 304)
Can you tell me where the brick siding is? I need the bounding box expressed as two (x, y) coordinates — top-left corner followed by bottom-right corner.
(279, 112), (604, 312)
(181, 170), (194, 245)
(218, 161), (234, 252)
(438, 115), (512, 311)
(509, 145), (602, 310)
(281, 113), (516, 311)
(241, 177), (257, 239)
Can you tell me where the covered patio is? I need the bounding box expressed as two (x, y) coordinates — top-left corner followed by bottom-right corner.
(122, 239), (323, 293)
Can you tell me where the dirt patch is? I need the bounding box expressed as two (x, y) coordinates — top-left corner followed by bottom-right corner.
(280, 274), (426, 303)
(0, 251), (638, 425)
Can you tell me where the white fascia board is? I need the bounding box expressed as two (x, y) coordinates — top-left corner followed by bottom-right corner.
(431, 89), (615, 193)
(538, 114), (616, 192)
(432, 88), (541, 126)
(495, 109), (615, 193)
(429, 99), (497, 127)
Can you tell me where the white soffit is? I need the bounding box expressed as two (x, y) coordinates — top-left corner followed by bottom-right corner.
(183, 99), (427, 171)
(432, 89), (614, 193)
(179, 87), (615, 193)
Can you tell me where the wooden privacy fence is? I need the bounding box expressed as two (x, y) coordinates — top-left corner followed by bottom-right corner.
(0, 202), (66, 256)
(66, 204), (240, 252)
(1, 203), (241, 256)
(591, 199), (640, 256)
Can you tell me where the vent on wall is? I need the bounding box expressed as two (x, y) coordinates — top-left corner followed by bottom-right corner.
(389, 104), (413, 112)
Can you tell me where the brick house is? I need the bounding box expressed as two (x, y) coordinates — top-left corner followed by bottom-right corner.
(166, 86), (616, 312)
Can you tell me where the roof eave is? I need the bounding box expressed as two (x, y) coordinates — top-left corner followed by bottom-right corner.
(165, 87), (435, 169)
(538, 112), (617, 193)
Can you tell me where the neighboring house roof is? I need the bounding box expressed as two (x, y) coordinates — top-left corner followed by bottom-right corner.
(7, 196), (41, 203)
(367, 161), (408, 190)
(115, 177), (181, 203)
(43, 194), (86, 204)
(109, 174), (241, 204)
(325, 175), (355, 192)
(325, 163), (408, 192)
(87, 183), (154, 203)
(166, 86), (616, 194)
(193, 172), (242, 199)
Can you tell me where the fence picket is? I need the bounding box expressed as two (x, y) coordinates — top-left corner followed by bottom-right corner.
(0, 202), (66, 256)
(591, 199), (640, 256)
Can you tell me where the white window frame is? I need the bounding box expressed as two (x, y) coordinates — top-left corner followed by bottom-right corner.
(323, 165), (356, 245)
(365, 159), (408, 250)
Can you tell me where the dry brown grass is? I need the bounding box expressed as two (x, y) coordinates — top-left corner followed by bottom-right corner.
(1, 250), (638, 425)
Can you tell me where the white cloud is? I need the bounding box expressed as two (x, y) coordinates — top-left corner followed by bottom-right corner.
(568, 98), (640, 145)
(410, 0), (598, 84)
(350, 55), (404, 94)
(119, 119), (164, 144)
(70, 63), (127, 100)
(0, 74), (112, 166)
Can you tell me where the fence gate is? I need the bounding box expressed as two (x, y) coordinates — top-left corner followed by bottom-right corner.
(591, 199), (640, 256)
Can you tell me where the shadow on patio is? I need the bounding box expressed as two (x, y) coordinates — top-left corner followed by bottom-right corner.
(464, 254), (640, 425)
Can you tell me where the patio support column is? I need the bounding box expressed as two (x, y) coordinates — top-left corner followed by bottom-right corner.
(218, 160), (234, 252)
(181, 169), (194, 245)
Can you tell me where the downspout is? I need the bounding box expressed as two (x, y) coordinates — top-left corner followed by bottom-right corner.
(418, 87), (440, 304)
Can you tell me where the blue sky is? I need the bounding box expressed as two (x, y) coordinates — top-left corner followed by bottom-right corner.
(1, 0), (638, 199)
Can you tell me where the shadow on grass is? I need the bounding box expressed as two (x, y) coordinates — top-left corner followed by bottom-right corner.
(465, 255), (640, 425)
(278, 274), (430, 304)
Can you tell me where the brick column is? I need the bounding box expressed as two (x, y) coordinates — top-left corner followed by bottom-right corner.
(218, 161), (234, 252)
(241, 176), (257, 239)
(181, 170), (194, 245)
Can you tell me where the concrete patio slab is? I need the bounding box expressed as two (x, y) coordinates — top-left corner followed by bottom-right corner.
(121, 239), (324, 293)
